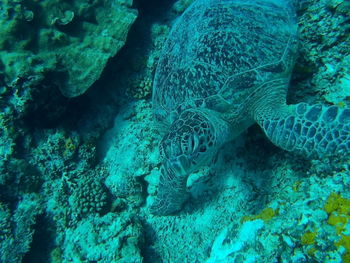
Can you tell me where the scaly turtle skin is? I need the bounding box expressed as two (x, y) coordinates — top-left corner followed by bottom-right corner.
(151, 0), (350, 215)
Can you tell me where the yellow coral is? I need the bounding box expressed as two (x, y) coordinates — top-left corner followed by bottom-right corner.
(65, 138), (76, 151)
(335, 235), (350, 262)
(328, 214), (348, 235)
(307, 247), (317, 256)
(259, 207), (278, 221)
(301, 231), (317, 245)
(324, 193), (350, 215)
(324, 193), (350, 262)
(63, 137), (77, 158)
(241, 207), (278, 223)
(50, 247), (62, 263)
(292, 181), (301, 192)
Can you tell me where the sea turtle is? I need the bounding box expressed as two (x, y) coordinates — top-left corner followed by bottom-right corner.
(151, 0), (350, 215)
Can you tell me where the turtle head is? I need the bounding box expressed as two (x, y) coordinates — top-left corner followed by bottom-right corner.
(151, 109), (231, 215)
(159, 109), (222, 176)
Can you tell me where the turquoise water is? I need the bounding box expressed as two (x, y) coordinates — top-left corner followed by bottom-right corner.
(0, 0), (349, 262)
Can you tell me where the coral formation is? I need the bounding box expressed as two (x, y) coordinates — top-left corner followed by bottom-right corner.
(241, 207), (279, 223)
(0, 0), (349, 262)
(295, 0), (350, 106)
(103, 100), (158, 210)
(301, 230), (318, 245)
(70, 171), (108, 217)
(0, 203), (11, 243)
(60, 213), (144, 262)
(324, 192), (350, 261)
(0, 0), (137, 97)
(0, 194), (43, 263)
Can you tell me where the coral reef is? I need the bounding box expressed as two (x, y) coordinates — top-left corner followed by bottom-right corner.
(206, 220), (265, 263)
(69, 171), (108, 217)
(103, 100), (159, 209)
(0, 0), (349, 262)
(100, 1), (350, 261)
(0, 0), (137, 97)
(59, 213), (144, 262)
(0, 203), (11, 243)
(0, 194), (43, 263)
(294, 0), (350, 106)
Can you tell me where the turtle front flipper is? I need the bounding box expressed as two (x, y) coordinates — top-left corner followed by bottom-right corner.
(150, 162), (190, 215)
(255, 103), (350, 157)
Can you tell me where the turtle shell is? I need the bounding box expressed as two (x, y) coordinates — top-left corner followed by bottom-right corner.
(153, 0), (298, 123)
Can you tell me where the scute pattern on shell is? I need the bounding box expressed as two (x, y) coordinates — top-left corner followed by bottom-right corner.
(153, 0), (297, 123)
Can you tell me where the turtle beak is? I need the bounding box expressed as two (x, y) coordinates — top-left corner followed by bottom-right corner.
(165, 155), (192, 176)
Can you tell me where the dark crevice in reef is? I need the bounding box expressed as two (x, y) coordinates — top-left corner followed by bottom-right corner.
(17, 0), (178, 158)
(133, 0), (177, 17)
(32, 0), (177, 132)
(22, 215), (56, 263)
(11, 0), (170, 133)
(288, 60), (315, 105)
(22, 83), (69, 129)
(36, 0), (177, 132)
(60, 0), (177, 133)
(91, 0), (176, 100)
(141, 221), (162, 263)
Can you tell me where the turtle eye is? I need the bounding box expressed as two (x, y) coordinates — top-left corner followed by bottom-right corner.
(181, 134), (199, 154)
(199, 145), (207, 153)
(188, 134), (199, 153)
